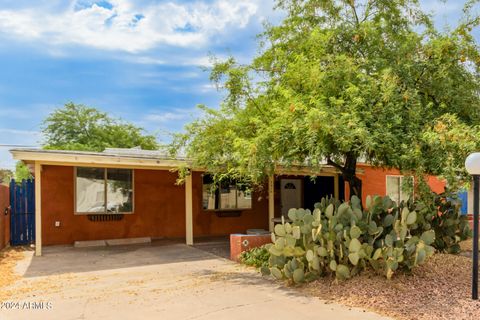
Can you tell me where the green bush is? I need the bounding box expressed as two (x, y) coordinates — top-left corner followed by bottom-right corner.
(263, 195), (448, 283)
(240, 245), (270, 268)
(405, 192), (471, 253)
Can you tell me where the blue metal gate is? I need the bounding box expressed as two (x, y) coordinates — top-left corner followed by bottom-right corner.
(10, 179), (35, 245)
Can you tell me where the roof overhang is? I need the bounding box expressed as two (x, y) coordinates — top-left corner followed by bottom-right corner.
(10, 148), (362, 175)
(10, 148), (190, 171)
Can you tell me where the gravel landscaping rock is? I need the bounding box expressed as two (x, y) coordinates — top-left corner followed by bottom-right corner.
(301, 252), (480, 320)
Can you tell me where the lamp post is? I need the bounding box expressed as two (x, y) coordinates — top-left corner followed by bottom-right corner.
(465, 153), (480, 300)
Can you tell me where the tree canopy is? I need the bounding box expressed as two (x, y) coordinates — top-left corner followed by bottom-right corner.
(14, 162), (32, 181)
(43, 102), (159, 152)
(0, 168), (13, 185)
(173, 0), (480, 199)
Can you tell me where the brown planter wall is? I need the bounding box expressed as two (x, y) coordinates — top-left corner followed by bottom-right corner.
(0, 184), (10, 250)
(230, 233), (272, 262)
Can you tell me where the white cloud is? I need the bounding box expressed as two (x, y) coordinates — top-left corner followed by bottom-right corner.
(0, 0), (263, 53)
(144, 107), (199, 124)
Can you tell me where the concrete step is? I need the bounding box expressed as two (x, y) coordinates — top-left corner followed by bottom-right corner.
(106, 237), (151, 246)
(74, 237), (151, 248)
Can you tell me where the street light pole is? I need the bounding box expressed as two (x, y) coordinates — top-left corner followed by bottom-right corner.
(465, 153), (480, 300)
(473, 174), (479, 300)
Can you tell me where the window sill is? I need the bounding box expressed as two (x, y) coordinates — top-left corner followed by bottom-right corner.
(203, 209), (248, 217)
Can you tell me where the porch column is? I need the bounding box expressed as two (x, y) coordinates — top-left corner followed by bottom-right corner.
(185, 174), (193, 245)
(334, 174), (339, 199)
(34, 162), (42, 256)
(268, 175), (275, 232)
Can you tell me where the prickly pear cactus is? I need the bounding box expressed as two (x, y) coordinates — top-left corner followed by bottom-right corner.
(266, 195), (438, 283)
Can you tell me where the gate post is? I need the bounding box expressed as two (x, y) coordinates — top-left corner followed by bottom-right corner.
(34, 162), (42, 256)
(268, 175), (275, 232)
(185, 173), (193, 246)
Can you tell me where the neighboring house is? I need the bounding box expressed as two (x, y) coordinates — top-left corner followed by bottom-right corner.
(10, 148), (446, 256)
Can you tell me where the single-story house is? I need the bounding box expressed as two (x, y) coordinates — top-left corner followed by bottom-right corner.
(10, 147), (446, 256)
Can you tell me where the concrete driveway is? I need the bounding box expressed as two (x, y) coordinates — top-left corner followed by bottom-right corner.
(1, 241), (390, 320)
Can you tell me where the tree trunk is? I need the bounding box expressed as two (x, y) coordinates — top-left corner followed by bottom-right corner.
(342, 152), (362, 201)
(344, 173), (362, 201)
(328, 152), (362, 201)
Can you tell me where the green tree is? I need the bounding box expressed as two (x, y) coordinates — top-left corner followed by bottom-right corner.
(14, 161), (32, 181)
(173, 0), (480, 200)
(0, 168), (13, 184)
(43, 102), (159, 152)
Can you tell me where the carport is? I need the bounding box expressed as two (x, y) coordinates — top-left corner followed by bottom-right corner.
(10, 148), (341, 256)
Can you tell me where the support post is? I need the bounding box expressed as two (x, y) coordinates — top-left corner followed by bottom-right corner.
(334, 174), (339, 199)
(268, 175), (275, 232)
(34, 162), (42, 256)
(473, 175), (479, 300)
(185, 173), (193, 245)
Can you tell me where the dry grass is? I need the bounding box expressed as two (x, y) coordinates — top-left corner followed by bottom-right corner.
(301, 248), (480, 320)
(0, 246), (27, 289)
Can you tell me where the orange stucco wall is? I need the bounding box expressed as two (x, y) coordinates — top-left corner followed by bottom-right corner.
(191, 172), (269, 237)
(0, 185), (10, 250)
(40, 166), (269, 245)
(41, 165), (186, 245)
(40, 163), (446, 245)
(344, 164), (447, 204)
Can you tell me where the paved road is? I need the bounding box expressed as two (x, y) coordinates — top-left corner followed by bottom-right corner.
(1, 241), (390, 320)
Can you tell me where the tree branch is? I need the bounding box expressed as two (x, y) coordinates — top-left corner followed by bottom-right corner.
(327, 157), (345, 172)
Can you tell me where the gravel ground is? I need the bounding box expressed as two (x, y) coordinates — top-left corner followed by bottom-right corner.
(300, 249), (480, 320)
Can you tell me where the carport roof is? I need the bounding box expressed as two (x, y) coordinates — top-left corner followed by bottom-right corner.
(9, 147), (344, 175)
(10, 147), (190, 170)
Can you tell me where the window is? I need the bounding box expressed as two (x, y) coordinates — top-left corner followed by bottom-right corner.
(75, 167), (133, 214)
(386, 175), (413, 204)
(202, 175), (252, 210)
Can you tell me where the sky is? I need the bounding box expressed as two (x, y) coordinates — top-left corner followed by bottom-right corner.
(0, 0), (474, 170)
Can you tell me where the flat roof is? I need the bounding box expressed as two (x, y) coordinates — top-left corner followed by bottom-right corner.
(10, 148), (190, 170)
(9, 147), (345, 175)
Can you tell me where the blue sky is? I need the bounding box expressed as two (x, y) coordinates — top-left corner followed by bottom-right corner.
(0, 0), (474, 169)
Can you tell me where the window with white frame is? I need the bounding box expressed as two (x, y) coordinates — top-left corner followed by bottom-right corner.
(386, 175), (413, 204)
(202, 175), (252, 210)
(75, 167), (133, 214)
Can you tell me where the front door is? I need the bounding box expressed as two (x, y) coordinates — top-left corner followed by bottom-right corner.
(280, 179), (302, 215)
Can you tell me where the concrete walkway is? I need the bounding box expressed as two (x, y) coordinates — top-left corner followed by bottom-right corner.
(1, 241), (390, 320)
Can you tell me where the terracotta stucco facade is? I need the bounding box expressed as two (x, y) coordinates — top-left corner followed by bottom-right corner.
(41, 166), (187, 245)
(39, 164), (446, 246)
(40, 166), (269, 245)
(344, 164), (446, 204)
(191, 172), (269, 237)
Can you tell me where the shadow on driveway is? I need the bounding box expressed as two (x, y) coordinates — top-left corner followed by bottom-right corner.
(20, 239), (224, 278)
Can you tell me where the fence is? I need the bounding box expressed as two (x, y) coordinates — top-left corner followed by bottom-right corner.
(0, 184), (9, 250)
(9, 179), (35, 246)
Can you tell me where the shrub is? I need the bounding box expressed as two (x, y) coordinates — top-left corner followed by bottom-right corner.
(406, 192), (471, 253)
(264, 195), (440, 283)
(240, 245), (270, 268)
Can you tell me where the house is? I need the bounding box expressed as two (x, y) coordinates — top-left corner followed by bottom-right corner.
(10, 147), (446, 256)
